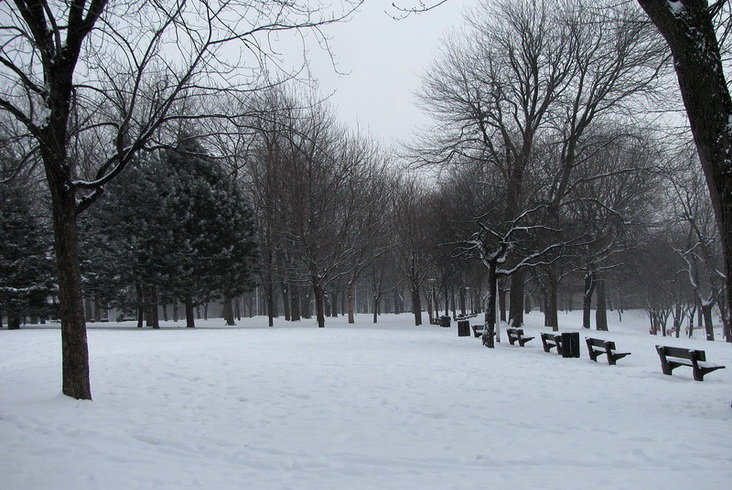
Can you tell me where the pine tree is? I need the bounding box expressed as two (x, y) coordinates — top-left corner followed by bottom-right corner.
(80, 138), (259, 327)
(0, 188), (55, 329)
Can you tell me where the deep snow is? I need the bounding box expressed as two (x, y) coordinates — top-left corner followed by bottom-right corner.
(1, 310), (731, 489)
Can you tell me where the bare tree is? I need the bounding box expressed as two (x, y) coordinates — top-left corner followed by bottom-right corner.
(636, 0), (732, 341)
(416, 0), (575, 326)
(666, 152), (727, 339)
(0, 0), (361, 399)
(392, 175), (434, 326)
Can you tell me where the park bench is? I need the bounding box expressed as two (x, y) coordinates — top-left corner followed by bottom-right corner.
(655, 345), (726, 381)
(540, 332), (580, 358)
(540, 332), (562, 353)
(472, 324), (484, 337)
(506, 327), (534, 347)
(585, 337), (630, 365)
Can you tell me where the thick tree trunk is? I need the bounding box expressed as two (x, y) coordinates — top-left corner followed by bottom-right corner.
(265, 279), (275, 327)
(185, 297), (196, 328)
(145, 287), (159, 329)
(223, 297), (235, 326)
(50, 186), (92, 400)
(411, 286), (423, 326)
(482, 260), (499, 348)
(290, 283), (301, 321)
(701, 302), (715, 341)
(330, 291), (338, 318)
(508, 270), (525, 327)
(673, 304), (682, 339)
(688, 307), (695, 337)
(595, 276), (608, 331)
(637, 0), (732, 342)
(459, 287), (466, 316)
(313, 280), (326, 328)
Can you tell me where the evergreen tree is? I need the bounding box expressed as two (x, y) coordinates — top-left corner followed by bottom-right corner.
(162, 138), (259, 327)
(0, 188), (55, 329)
(81, 138), (259, 327)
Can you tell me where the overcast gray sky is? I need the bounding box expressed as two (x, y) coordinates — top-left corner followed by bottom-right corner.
(308, 0), (470, 146)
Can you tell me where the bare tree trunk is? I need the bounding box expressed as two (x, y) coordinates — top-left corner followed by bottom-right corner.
(185, 297), (196, 328)
(701, 302), (715, 341)
(426, 287), (434, 324)
(281, 282), (291, 321)
(145, 287), (160, 329)
(347, 282), (356, 324)
(290, 283), (301, 321)
(509, 270), (525, 327)
(223, 297), (235, 326)
(50, 186), (91, 399)
(412, 285), (423, 326)
(483, 260), (498, 348)
(498, 286), (507, 323)
(266, 277), (275, 327)
(313, 281), (326, 328)
(136, 285), (144, 328)
(373, 292), (382, 324)
(595, 276), (608, 331)
(545, 271), (559, 332)
(582, 271), (596, 329)
(459, 287), (466, 316)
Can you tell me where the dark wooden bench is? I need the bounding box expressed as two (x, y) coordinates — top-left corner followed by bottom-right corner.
(507, 327), (534, 347)
(585, 337), (630, 365)
(540, 332), (562, 354)
(655, 345), (726, 381)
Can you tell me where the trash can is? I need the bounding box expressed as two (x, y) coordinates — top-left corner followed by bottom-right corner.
(439, 316), (451, 328)
(457, 319), (470, 337)
(560, 332), (580, 358)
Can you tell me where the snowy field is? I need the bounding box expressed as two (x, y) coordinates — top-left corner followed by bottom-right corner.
(2, 310), (732, 490)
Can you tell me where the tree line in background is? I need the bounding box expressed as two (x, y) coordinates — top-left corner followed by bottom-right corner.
(1, 0), (731, 399)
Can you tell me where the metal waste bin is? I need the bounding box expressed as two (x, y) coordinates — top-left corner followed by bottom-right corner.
(457, 319), (470, 337)
(439, 316), (451, 328)
(560, 332), (580, 358)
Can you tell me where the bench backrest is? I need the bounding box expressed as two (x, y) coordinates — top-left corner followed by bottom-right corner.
(587, 338), (615, 350)
(507, 328), (523, 335)
(657, 345), (705, 361)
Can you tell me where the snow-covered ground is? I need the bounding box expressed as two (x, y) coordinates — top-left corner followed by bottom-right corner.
(2, 310), (731, 489)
